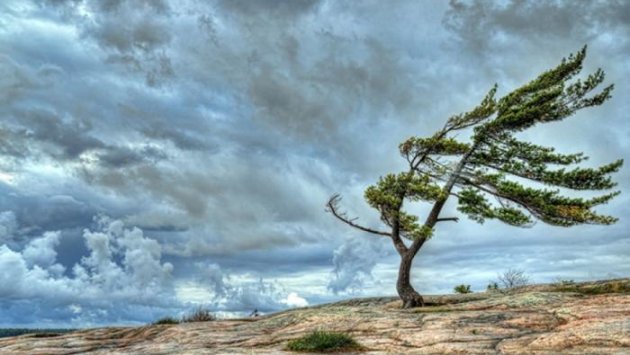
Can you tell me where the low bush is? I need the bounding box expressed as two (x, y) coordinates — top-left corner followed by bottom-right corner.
(287, 331), (361, 352)
(153, 317), (180, 325)
(553, 280), (629, 295)
(492, 269), (530, 289)
(453, 284), (472, 294)
(31, 333), (62, 338)
(555, 279), (575, 286)
(181, 307), (216, 323)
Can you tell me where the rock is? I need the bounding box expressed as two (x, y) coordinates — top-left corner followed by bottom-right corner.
(1, 279), (628, 354)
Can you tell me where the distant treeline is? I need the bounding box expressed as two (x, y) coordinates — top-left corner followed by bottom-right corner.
(0, 328), (76, 338)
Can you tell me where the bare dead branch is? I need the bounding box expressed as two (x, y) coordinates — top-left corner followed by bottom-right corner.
(325, 194), (391, 237)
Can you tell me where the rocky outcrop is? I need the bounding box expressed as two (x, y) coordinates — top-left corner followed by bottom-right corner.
(1, 279), (628, 354)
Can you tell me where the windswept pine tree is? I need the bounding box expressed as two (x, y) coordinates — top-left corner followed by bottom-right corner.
(326, 47), (622, 308)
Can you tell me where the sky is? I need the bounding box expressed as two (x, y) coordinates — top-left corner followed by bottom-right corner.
(0, 0), (629, 328)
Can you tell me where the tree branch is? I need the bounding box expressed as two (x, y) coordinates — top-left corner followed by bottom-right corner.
(325, 194), (391, 237)
(409, 129), (449, 170)
(436, 217), (459, 223)
(407, 142), (481, 257)
(457, 177), (539, 223)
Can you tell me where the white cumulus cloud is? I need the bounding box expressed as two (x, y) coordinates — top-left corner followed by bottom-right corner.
(0, 215), (177, 327)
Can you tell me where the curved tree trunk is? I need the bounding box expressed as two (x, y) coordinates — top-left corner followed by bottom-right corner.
(396, 253), (424, 308)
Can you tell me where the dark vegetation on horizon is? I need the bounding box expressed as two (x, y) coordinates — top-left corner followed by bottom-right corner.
(152, 306), (216, 325)
(0, 329), (76, 338)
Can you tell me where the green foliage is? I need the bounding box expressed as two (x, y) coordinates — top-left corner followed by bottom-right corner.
(453, 47), (620, 227)
(287, 331), (361, 352)
(364, 172), (440, 240)
(487, 282), (499, 292)
(400, 136), (471, 157)
(414, 225), (434, 240)
(453, 284), (472, 294)
(445, 84), (498, 131)
(365, 173), (442, 212)
(181, 307), (216, 323)
(153, 317), (180, 325)
(367, 46), (621, 234)
(478, 46), (613, 136)
(473, 134), (588, 167)
(470, 134), (622, 192)
(474, 176), (619, 226)
(457, 188), (532, 226)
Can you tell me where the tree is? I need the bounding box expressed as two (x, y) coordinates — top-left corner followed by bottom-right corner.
(495, 269), (529, 289)
(326, 47), (622, 308)
(453, 284), (472, 294)
(487, 282), (499, 292)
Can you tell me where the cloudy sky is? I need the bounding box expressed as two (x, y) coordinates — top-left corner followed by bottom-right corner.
(1, 0), (629, 328)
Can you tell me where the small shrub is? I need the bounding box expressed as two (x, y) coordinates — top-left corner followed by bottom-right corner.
(556, 279), (575, 286)
(487, 282), (499, 292)
(31, 333), (62, 338)
(453, 284), (472, 294)
(609, 281), (626, 293)
(153, 317), (180, 325)
(181, 307), (216, 323)
(495, 269), (529, 289)
(287, 331), (361, 352)
(553, 280), (630, 295)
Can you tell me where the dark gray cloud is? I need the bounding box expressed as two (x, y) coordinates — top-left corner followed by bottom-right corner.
(216, 0), (321, 18)
(0, 0), (628, 326)
(140, 125), (210, 151)
(0, 211), (18, 246)
(97, 145), (167, 168)
(444, 0), (630, 53)
(41, 0), (175, 86)
(13, 108), (105, 160)
(1, 105), (168, 170)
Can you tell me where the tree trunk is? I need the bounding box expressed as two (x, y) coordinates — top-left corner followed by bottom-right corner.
(396, 253), (424, 308)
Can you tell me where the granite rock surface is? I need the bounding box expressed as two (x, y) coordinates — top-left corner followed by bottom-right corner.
(1, 279), (628, 354)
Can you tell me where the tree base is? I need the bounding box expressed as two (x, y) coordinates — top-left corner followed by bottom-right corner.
(400, 293), (424, 309)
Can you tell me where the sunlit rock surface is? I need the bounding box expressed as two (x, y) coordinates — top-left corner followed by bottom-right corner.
(1, 279), (628, 354)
